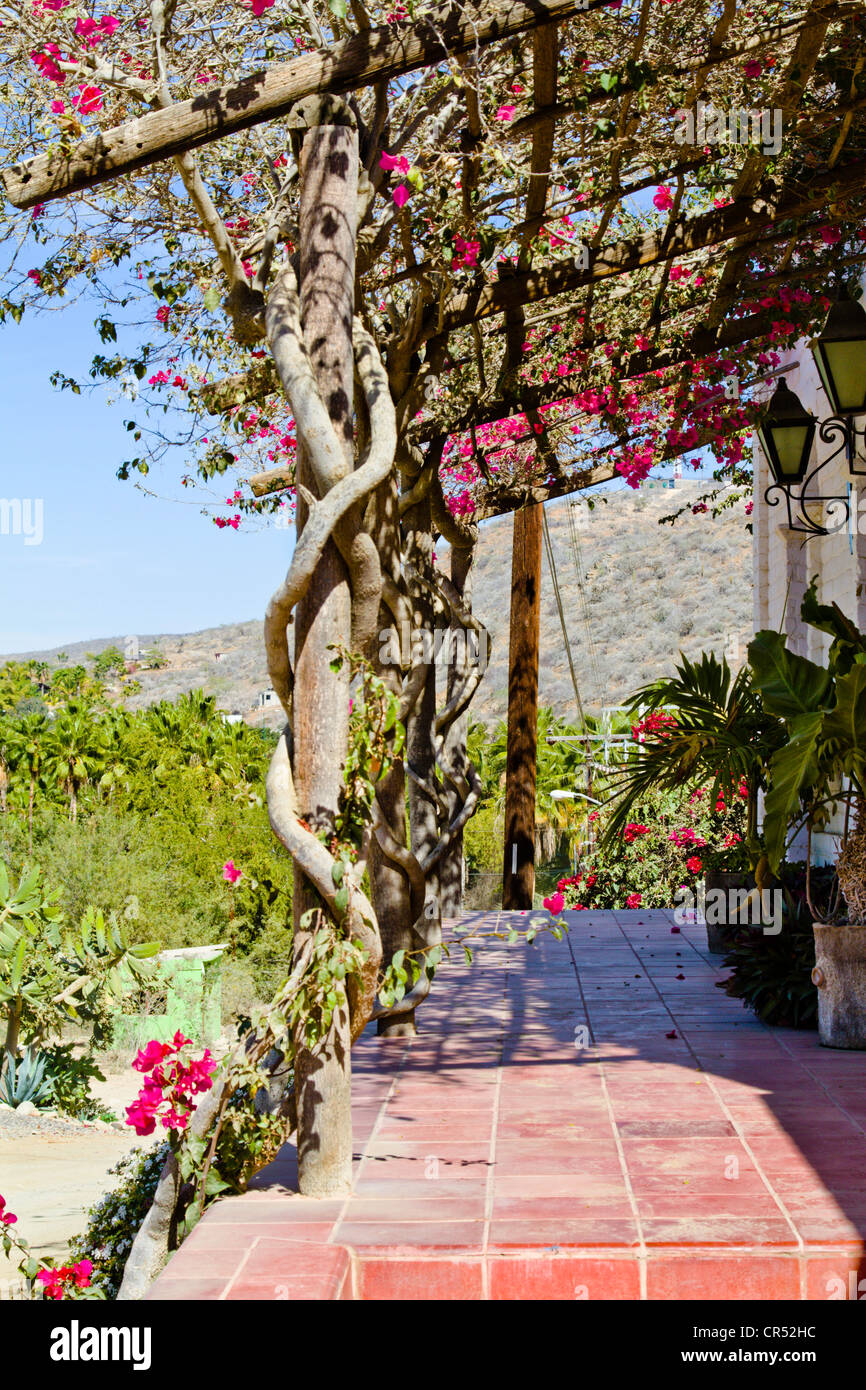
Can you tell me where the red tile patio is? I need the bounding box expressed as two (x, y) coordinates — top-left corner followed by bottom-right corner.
(148, 909), (866, 1300)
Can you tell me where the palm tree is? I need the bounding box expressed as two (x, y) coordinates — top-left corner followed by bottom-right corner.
(5, 712), (50, 850)
(42, 710), (106, 822)
(602, 652), (785, 864)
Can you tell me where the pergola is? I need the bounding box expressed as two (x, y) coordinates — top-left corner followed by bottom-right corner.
(3, 0), (866, 1258)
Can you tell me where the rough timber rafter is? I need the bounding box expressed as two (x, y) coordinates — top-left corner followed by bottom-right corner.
(1, 0), (613, 208)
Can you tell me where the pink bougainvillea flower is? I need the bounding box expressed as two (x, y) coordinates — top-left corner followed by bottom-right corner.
(50, 98), (66, 115)
(665, 1029), (678, 1039)
(156, 303), (170, 324)
(819, 225), (841, 246)
(543, 892), (565, 914)
(685, 856), (703, 874)
(27, 269), (41, 285)
(223, 859), (242, 884)
(379, 150), (410, 175)
(652, 185), (673, 211)
(31, 44), (66, 83)
(0, 1195), (17, 1226)
(250, 0), (276, 13)
(669, 264), (690, 282)
(626, 893), (642, 909)
(37, 1260), (93, 1300)
(71, 83), (104, 114)
(742, 59), (763, 79)
(495, 104), (516, 122)
(132, 1039), (173, 1073)
(99, 15), (119, 35)
(392, 183), (410, 209)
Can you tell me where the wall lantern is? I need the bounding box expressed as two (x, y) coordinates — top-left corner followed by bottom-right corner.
(759, 289), (866, 537)
(810, 287), (866, 418)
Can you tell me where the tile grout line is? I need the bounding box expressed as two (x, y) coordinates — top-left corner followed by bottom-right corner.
(219, 1233), (260, 1300)
(568, 914), (648, 1299)
(481, 908), (506, 1301)
(615, 912), (806, 1263)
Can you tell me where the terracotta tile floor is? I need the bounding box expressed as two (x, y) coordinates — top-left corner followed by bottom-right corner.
(148, 910), (866, 1300)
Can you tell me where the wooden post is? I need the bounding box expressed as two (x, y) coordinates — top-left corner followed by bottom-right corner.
(502, 503), (542, 909)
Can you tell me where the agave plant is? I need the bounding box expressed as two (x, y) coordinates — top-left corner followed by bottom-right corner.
(0, 1047), (54, 1109)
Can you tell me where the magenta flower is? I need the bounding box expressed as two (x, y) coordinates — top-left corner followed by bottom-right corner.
(653, 185), (673, 212)
(132, 1039), (173, 1073)
(379, 150), (410, 175)
(543, 891), (565, 914)
(0, 1195), (17, 1226)
(71, 83), (104, 115)
(392, 184), (410, 209)
(223, 859), (242, 884)
(495, 105), (516, 122)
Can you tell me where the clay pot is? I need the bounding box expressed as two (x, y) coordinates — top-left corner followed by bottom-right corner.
(812, 921), (866, 1049)
(704, 869), (756, 955)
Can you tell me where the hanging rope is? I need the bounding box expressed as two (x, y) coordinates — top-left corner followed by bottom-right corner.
(566, 498), (603, 710)
(541, 503), (586, 726)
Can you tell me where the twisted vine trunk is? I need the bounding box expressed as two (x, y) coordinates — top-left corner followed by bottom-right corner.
(290, 117), (358, 1195)
(440, 543), (475, 918)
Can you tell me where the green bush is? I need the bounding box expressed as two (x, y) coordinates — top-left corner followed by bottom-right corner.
(68, 1143), (171, 1298)
(553, 783), (748, 911)
(42, 1043), (115, 1122)
(718, 867), (832, 1029)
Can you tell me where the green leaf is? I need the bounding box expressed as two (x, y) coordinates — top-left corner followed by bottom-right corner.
(762, 710), (824, 871)
(331, 860), (345, 886)
(823, 662), (866, 786)
(748, 630), (832, 718)
(328, 0), (347, 15)
(334, 885), (349, 915)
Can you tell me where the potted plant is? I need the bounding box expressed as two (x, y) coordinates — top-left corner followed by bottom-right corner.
(748, 580), (866, 1048)
(603, 651), (785, 952)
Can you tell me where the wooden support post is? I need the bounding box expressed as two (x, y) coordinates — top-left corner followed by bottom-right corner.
(502, 503), (542, 910)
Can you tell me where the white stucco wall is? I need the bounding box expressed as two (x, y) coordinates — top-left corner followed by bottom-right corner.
(752, 278), (866, 863)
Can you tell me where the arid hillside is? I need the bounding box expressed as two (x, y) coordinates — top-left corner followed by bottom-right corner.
(5, 479), (753, 726)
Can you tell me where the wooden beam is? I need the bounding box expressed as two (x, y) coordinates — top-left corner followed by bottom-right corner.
(424, 155), (866, 342)
(502, 502), (543, 910)
(1, 0), (610, 209)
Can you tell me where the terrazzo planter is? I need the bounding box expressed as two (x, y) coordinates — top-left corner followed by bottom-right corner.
(812, 921), (866, 1049)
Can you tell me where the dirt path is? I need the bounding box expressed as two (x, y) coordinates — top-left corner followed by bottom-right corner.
(0, 1067), (144, 1291)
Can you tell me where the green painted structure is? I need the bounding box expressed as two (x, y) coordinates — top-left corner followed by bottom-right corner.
(112, 944), (226, 1049)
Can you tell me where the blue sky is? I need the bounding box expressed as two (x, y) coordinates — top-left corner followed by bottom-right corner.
(0, 274), (716, 657)
(0, 298), (293, 654)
